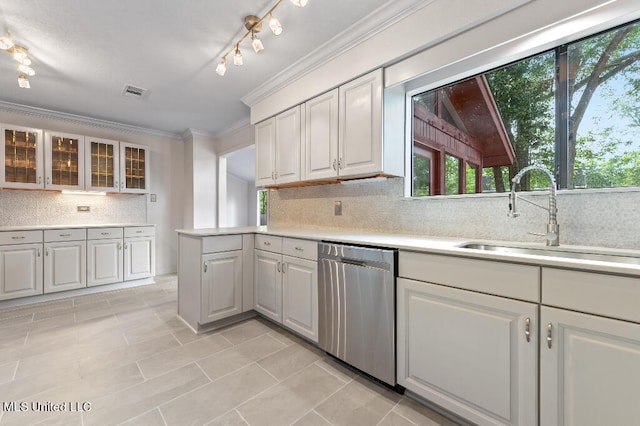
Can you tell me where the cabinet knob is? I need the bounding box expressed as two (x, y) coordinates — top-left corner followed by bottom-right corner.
(524, 317), (531, 343)
(546, 323), (553, 349)
(263, 241), (271, 246)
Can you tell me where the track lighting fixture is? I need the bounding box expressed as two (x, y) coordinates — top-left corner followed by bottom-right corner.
(0, 31), (35, 88)
(215, 0), (309, 76)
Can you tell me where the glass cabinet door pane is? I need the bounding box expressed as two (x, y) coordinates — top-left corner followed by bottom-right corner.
(90, 141), (116, 189)
(4, 129), (40, 185)
(49, 135), (80, 186)
(123, 145), (146, 190)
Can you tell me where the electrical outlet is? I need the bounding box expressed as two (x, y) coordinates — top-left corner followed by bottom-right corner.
(334, 201), (342, 216)
(77, 206), (90, 212)
(150, 194), (157, 202)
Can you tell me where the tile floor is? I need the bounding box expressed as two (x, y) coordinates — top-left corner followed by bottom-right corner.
(0, 275), (459, 426)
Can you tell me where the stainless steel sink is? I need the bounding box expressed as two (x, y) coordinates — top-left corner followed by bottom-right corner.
(459, 243), (640, 265)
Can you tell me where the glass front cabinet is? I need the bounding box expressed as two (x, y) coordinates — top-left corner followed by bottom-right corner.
(1, 125), (44, 190)
(44, 131), (85, 190)
(85, 137), (120, 192)
(119, 142), (149, 194)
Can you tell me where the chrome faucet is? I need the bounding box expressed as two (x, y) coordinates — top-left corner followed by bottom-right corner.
(508, 165), (559, 246)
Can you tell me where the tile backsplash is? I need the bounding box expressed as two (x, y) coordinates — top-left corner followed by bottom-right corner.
(0, 190), (146, 226)
(269, 177), (640, 250)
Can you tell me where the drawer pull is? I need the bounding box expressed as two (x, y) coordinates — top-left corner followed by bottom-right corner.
(263, 241), (271, 246)
(59, 233), (72, 237)
(524, 317), (531, 343)
(295, 247), (304, 251)
(11, 236), (26, 240)
(546, 323), (553, 349)
(101, 232), (111, 236)
(135, 230), (143, 234)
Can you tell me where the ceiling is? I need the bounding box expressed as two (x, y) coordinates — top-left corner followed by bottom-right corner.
(0, 0), (409, 138)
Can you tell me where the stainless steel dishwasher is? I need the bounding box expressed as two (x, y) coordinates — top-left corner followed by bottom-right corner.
(318, 242), (397, 386)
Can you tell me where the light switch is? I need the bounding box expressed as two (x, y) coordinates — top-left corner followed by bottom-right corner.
(77, 206), (90, 212)
(150, 194), (157, 202)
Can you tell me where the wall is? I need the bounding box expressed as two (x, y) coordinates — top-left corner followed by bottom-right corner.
(0, 105), (184, 275)
(226, 174), (256, 227)
(269, 178), (640, 250)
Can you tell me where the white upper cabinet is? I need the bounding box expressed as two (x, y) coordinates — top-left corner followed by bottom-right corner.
(1, 124), (44, 189)
(119, 142), (149, 194)
(85, 137), (120, 192)
(338, 69), (383, 177)
(303, 89), (339, 181)
(255, 106), (301, 187)
(44, 131), (85, 191)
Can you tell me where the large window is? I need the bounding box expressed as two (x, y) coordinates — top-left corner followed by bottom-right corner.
(410, 19), (640, 195)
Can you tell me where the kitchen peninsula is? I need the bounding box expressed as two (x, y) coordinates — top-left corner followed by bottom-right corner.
(177, 226), (640, 426)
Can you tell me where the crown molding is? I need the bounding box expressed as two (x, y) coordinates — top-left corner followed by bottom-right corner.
(0, 100), (181, 139)
(214, 116), (252, 140)
(241, 0), (433, 107)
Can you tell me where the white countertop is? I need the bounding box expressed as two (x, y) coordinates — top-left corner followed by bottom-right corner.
(177, 226), (640, 278)
(0, 224), (154, 232)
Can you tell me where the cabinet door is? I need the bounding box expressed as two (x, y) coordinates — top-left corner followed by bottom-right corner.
(44, 131), (85, 190)
(124, 237), (155, 281)
(119, 142), (149, 194)
(1, 125), (44, 189)
(274, 106), (301, 184)
(87, 239), (123, 286)
(201, 251), (243, 323)
(338, 69), (383, 177)
(397, 278), (538, 426)
(282, 255), (318, 342)
(85, 137), (120, 192)
(44, 241), (86, 293)
(0, 243), (43, 300)
(255, 118), (276, 187)
(254, 249), (282, 322)
(303, 89), (339, 181)
(540, 306), (640, 426)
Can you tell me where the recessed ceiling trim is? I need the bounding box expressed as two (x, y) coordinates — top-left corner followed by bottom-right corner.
(0, 100), (180, 139)
(241, 0), (431, 107)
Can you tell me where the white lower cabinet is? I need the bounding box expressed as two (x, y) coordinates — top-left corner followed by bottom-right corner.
(397, 278), (538, 426)
(177, 233), (248, 332)
(44, 241), (86, 293)
(254, 249), (282, 322)
(87, 238), (123, 287)
(254, 235), (318, 342)
(0, 242), (43, 301)
(124, 226), (155, 281)
(540, 306), (640, 426)
(201, 250), (243, 323)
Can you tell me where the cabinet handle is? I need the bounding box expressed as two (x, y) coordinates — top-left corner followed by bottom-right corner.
(59, 233), (72, 237)
(118, 242), (122, 250)
(37, 248), (41, 257)
(39, 176), (42, 184)
(124, 242), (128, 249)
(546, 323), (553, 349)
(46, 248), (49, 256)
(135, 230), (143, 234)
(114, 181), (118, 188)
(338, 158), (344, 169)
(295, 247), (304, 251)
(101, 232), (111, 236)
(204, 262), (207, 273)
(274, 171), (278, 180)
(282, 263), (286, 274)
(332, 159), (337, 170)
(277, 261), (281, 273)
(46, 176), (51, 185)
(11, 236), (25, 240)
(271, 171), (275, 180)
(524, 317), (531, 343)
(263, 241), (271, 246)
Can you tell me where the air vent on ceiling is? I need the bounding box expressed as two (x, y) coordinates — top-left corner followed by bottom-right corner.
(122, 84), (148, 98)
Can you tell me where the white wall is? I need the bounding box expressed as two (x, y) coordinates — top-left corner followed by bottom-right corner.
(226, 174), (256, 227)
(0, 105), (184, 275)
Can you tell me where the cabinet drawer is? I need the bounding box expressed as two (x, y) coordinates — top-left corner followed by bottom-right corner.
(124, 226), (155, 238)
(542, 268), (640, 323)
(0, 230), (43, 245)
(202, 235), (242, 254)
(87, 227), (124, 240)
(282, 238), (317, 261)
(399, 251), (540, 302)
(44, 228), (86, 242)
(255, 234), (283, 253)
